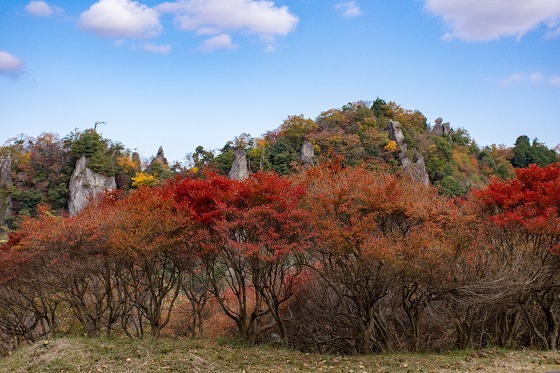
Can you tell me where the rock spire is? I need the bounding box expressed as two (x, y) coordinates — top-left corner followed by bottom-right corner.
(68, 156), (116, 216)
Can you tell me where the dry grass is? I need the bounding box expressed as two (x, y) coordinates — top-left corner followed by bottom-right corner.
(1, 337), (560, 372)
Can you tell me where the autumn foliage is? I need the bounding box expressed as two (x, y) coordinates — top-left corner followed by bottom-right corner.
(1, 163), (560, 354)
(471, 163), (560, 349)
(475, 164), (560, 252)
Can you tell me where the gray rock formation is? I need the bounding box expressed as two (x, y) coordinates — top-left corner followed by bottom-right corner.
(68, 155), (116, 216)
(388, 121), (430, 186)
(407, 154), (430, 186)
(0, 156), (12, 225)
(301, 140), (315, 165)
(398, 147), (411, 168)
(131, 152), (142, 172)
(388, 120), (405, 146)
(228, 150), (250, 180)
(150, 146), (168, 168)
(432, 117), (451, 136)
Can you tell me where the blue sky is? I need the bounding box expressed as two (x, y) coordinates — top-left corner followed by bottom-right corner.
(1, 0), (559, 163)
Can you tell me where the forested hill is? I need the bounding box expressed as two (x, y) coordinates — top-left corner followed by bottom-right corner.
(1, 99), (560, 356)
(1, 98), (558, 229)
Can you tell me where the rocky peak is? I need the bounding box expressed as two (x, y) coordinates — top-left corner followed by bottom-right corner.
(388, 120), (405, 146)
(68, 155), (116, 216)
(387, 120), (430, 186)
(432, 117), (451, 136)
(151, 146), (168, 167)
(131, 152), (142, 172)
(300, 140), (315, 166)
(228, 149), (250, 180)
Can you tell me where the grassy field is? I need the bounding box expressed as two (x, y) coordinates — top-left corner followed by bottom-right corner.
(1, 337), (560, 372)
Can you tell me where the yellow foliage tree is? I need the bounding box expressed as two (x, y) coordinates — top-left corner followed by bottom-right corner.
(131, 172), (160, 188)
(116, 155), (138, 173)
(386, 102), (427, 133)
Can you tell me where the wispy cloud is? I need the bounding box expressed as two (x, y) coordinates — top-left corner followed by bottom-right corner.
(335, 1), (363, 18)
(200, 34), (238, 52)
(501, 73), (525, 87)
(142, 42), (171, 54)
(530, 73), (543, 83)
(157, 0), (298, 51)
(25, 1), (54, 17)
(78, 0), (162, 39)
(501, 72), (560, 87)
(550, 75), (560, 86)
(424, 0), (560, 41)
(0, 51), (24, 77)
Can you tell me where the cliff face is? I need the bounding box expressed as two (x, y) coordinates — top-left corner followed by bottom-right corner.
(68, 155), (116, 216)
(228, 150), (250, 180)
(301, 140), (315, 166)
(0, 156), (12, 226)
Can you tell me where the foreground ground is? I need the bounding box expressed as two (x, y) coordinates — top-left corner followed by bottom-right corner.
(1, 337), (560, 372)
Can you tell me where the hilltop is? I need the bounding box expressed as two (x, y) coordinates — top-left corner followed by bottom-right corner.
(1, 98), (557, 229)
(1, 99), (559, 359)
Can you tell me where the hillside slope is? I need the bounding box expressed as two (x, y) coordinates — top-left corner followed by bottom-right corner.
(1, 99), (558, 230)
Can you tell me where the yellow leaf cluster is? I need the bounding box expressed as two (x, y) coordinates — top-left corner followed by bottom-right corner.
(131, 172), (159, 188)
(117, 155), (138, 173)
(312, 142), (321, 154)
(384, 140), (397, 152)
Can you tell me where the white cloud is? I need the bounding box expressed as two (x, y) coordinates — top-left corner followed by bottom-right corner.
(335, 1), (363, 18)
(142, 42), (171, 54)
(200, 34), (238, 52)
(0, 51), (24, 76)
(501, 72), (560, 87)
(550, 75), (560, 86)
(530, 72), (543, 83)
(501, 72), (525, 87)
(157, 0), (298, 38)
(25, 1), (54, 17)
(79, 0), (162, 39)
(424, 0), (560, 41)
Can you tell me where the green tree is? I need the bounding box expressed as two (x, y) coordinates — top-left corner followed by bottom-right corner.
(278, 115), (318, 148)
(424, 136), (453, 183)
(267, 137), (299, 175)
(436, 175), (466, 197)
(512, 135), (533, 168)
(532, 138), (557, 166)
(210, 143), (235, 175)
(187, 145), (214, 171)
(69, 129), (105, 158)
(512, 135), (558, 168)
(371, 98), (389, 118)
